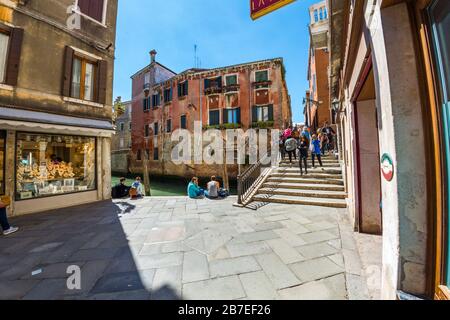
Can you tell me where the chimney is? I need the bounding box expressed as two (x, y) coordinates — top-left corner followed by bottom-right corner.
(150, 49), (157, 63)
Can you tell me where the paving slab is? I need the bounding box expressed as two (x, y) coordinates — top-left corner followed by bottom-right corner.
(289, 257), (344, 283)
(182, 251), (210, 283)
(255, 253), (302, 290)
(239, 271), (280, 300)
(182, 276), (246, 300)
(209, 256), (261, 278)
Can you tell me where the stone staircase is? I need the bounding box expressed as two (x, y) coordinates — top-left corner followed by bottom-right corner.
(252, 154), (347, 208)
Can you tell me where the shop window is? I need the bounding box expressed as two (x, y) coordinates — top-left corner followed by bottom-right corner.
(71, 56), (97, 101)
(15, 133), (96, 200)
(77, 0), (106, 24)
(209, 110), (220, 126)
(181, 115), (187, 129)
(0, 131), (5, 195)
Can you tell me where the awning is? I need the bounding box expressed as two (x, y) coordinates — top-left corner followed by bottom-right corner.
(0, 106), (114, 137)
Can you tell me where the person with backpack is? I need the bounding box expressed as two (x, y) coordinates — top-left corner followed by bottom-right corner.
(129, 177), (144, 199)
(311, 135), (323, 168)
(285, 135), (298, 163)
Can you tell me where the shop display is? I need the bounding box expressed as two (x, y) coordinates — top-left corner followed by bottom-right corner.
(15, 133), (96, 200)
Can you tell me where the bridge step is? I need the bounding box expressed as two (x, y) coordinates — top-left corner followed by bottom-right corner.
(252, 194), (347, 208)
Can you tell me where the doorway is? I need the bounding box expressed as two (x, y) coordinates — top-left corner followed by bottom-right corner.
(352, 61), (383, 235)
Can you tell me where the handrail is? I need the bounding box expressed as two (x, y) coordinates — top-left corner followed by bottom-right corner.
(237, 152), (272, 205)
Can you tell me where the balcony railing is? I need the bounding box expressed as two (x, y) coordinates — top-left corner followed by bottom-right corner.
(252, 80), (272, 89)
(223, 84), (240, 93)
(204, 86), (223, 95)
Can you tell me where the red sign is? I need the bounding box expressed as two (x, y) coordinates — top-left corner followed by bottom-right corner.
(251, 0), (296, 20)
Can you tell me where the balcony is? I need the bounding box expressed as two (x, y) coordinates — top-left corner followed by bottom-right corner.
(204, 86), (222, 95)
(252, 80), (272, 89)
(143, 83), (151, 94)
(223, 84), (240, 93)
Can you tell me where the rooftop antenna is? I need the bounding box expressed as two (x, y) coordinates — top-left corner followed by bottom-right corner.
(194, 44), (198, 68)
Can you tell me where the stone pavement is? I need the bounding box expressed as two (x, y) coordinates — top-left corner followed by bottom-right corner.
(0, 196), (373, 300)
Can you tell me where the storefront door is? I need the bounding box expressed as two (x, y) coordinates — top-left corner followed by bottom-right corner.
(429, 0), (450, 287)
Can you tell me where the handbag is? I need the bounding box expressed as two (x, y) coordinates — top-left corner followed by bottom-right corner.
(0, 195), (11, 207)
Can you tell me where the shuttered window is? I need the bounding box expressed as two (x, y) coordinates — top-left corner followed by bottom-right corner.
(178, 81), (188, 97)
(0, 32), (9, 83)
(166, 119), (172, 133)
(164, 87), (172, 102)
(0, 27), (24, 86)
(224, 108), (240, 124)
(252, 105), (274, 122)
(63, 46), (107, 104)
(154, 122), (159, 136)
(209, 110), (220, 126)
(78, 0), (105, 23)
(180, 115), (187, 129)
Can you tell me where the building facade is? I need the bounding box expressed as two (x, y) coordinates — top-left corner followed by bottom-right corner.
(305, 0), (332, 131)
(130, 53), (292, 179)
(111, 99), (132, 174)
(330, 0), (450, 300)
(0, 0), (118, 216)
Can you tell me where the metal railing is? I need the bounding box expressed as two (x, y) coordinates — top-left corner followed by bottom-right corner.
(237, 152), (272, 205)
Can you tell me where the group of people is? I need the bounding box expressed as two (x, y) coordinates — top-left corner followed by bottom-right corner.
(279, 123), (336, 175)
(188, 176), (229, 200)
(112, 177), (144, 199)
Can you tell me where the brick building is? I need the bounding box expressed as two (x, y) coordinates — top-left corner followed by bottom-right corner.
(130, 53), (292, 179)
(0, 0), (118, 216)
(111, 99), (132, 174)
(305, 0), (331, 131)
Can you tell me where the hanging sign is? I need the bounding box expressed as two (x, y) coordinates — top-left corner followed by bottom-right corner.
(251, 0), (296, 20)
(381, 153), (394, 182)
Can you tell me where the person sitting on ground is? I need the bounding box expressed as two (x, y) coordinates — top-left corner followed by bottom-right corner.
(129, 177), (144, 199)
(112, 177), (130, 199)
(205, 176), (220, 199)
(187, 177), (205, 199)
(0, 198), (19, 236)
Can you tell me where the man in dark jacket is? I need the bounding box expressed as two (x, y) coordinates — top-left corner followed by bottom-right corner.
(112, 177), (130, 199)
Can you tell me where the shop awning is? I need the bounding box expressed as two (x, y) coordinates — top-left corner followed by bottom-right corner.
(0, 106), (114, 137)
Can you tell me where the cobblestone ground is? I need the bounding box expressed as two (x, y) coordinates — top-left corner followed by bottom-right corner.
(0, 196), (373, 300)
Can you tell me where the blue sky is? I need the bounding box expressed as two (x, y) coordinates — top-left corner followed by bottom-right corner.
(113, 0), (318, 123)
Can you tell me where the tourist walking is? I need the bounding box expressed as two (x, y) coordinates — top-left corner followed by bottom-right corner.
(298, 137), (309, 175)
(311, 135), (323, 168)
(285, 136), (298, 163)
(301, 126), (311, 145)
(279, 134), (286, 160)
(0, 198), (19, 236)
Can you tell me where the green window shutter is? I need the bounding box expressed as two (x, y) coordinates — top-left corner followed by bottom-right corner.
(223, 109), (228, 124)
(268, 104), (274, 121)
(252, 106), (258, 123)
(236, 107), (241, 124)
(204, 79), (210, 89)
(185, 81), (189, 95)
(178, 83), (182, 97)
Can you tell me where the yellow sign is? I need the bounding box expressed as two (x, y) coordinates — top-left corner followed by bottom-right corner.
(251, 0), (296, 20)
